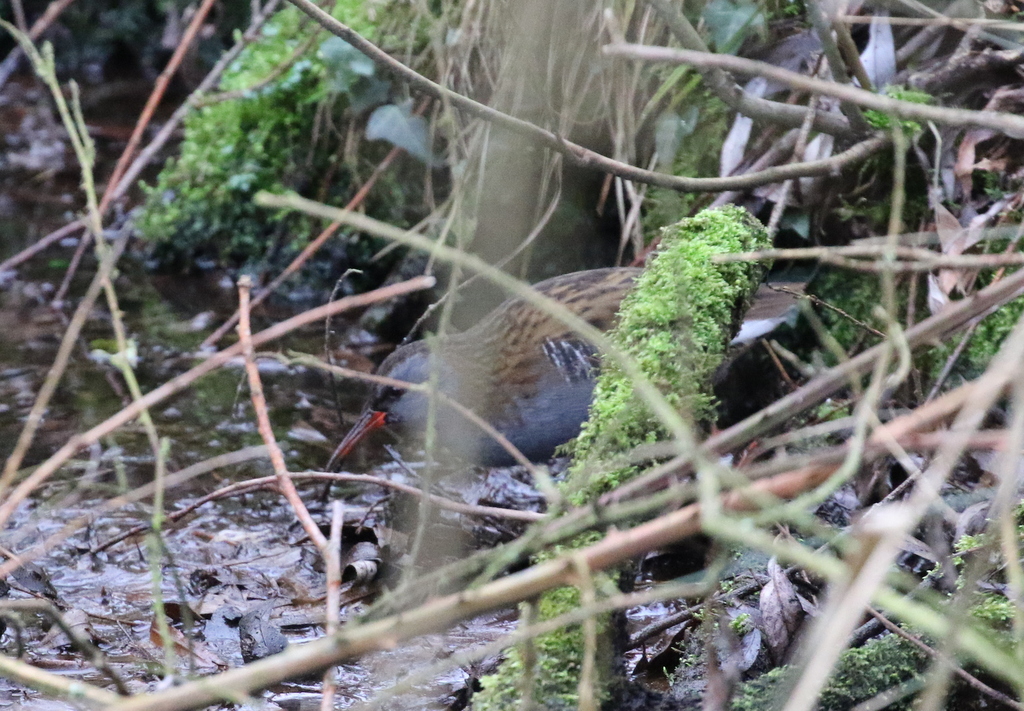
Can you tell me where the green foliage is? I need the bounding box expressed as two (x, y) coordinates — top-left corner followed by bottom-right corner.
(863, 86), (933, 134)
(806, 269), (889, 359)
(970, 593), (1016, 627)
(567, 206), (771, 503)
(730, 611), (753, 635)
(136, 4), (419, 272)
(959, 292), (1024, 376)
(702, 0), (767, 53)
(138, 8), (330, 268)
(643, 90), (731, 236)
(731, 634), (926, 710)
(809, 255), (1024, 382)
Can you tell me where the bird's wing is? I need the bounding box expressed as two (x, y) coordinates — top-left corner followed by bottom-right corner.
(492, 267), (640, 395)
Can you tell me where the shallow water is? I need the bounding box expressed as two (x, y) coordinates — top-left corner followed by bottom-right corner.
(0, 80), (530, 708)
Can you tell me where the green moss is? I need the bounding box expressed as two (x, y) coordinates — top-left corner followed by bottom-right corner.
(809, 256), (1024, 382)
(136, 4), (420, 273)
(731, 634), (927, 711)
(954, 534), (989, 556)
(970, 593), (1016, 627)
(730, 612), (753, 635)
(863, 86), (932, 134)
(567, 205), (771, 503)
(475, 587), (613, 711)
(959, 294), (1024, 375)
(139, 8), (323, 267)
(474, 207), (770, 711)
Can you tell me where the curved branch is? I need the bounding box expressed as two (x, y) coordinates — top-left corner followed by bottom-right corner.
(283, 0), (869, 192)
(605, 43), (1024, 138)
(645, 0), (858, 137)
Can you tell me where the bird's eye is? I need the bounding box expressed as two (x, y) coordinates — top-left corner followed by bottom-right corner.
(375, 386), (402, 410)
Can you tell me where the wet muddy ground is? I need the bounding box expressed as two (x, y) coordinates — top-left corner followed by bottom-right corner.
(0, 75), (540, 707)
(0, 247), (524, 707)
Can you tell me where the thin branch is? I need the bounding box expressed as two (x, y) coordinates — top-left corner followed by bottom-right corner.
(282, 0), (878, 195)
(0, 220), (84, 276)
(237, 275), (327, 550)
(716, 244), (1024, 270)
(91, 469), (542, 554)
(643, 0), (857, 137)
(0, 649), (120, 707)
(0, 231), (129, 496)
(199, 98), (430, 349)
(609, 244), (1024, 502)
(320, 501), (343, 711)
(0, 599), (129, 695)
(0, 275), (436, 532)
(98, 0), (218, 215)
(103, 412), (1018, 711)
(0, 0), (78, 90)
(866, 608), (1024, 711)
(805, 0), (871, 131)
(603, 43), (1024, 138)
(0, 446), (270, 578)
(839, 13), (1024, 30)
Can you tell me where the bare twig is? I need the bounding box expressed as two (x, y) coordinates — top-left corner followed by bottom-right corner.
(99, 0), (218, 215)
(0, 220), (84, 276)
(0, 0), (78, 90)
(103, 0), (283, 210)
(805, 0), (870, 131)
(643, 0), (857, 137)
(104, 427), (1020, 711)
(866, 608), (1024, 711)
(609, 246), (1024, 504)
(91, 469), (542, 555)
(283, 0), (892, 195)
(603, 43), (1024, 138)
(839, 14), (1024, 30)
(768, 284), (885, 339)
(0, 231), (129, 497)
(767, 90), (821, 238)
(0, 598), (130, 695)
(0, 647), (120, 707)
(238, 275), (327, 550)
(53, 0), (221, 305)
(0, 446), (270, 578)
(320, 501), (344, 711)
(0, 275), (436, 533)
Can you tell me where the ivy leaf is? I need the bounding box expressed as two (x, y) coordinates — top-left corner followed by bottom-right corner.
(320, 37), (376, 93)
(703, 0), (764, 54)
(366, 102), (435, 164)
(654, 107), (699, 169)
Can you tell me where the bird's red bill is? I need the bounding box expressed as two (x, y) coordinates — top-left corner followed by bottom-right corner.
(327, 409), (388, 470)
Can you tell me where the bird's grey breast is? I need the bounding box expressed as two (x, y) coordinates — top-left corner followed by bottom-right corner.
(480, 339), (598, 465)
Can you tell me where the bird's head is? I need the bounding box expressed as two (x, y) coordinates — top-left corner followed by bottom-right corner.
(327, 342), (455, 469)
